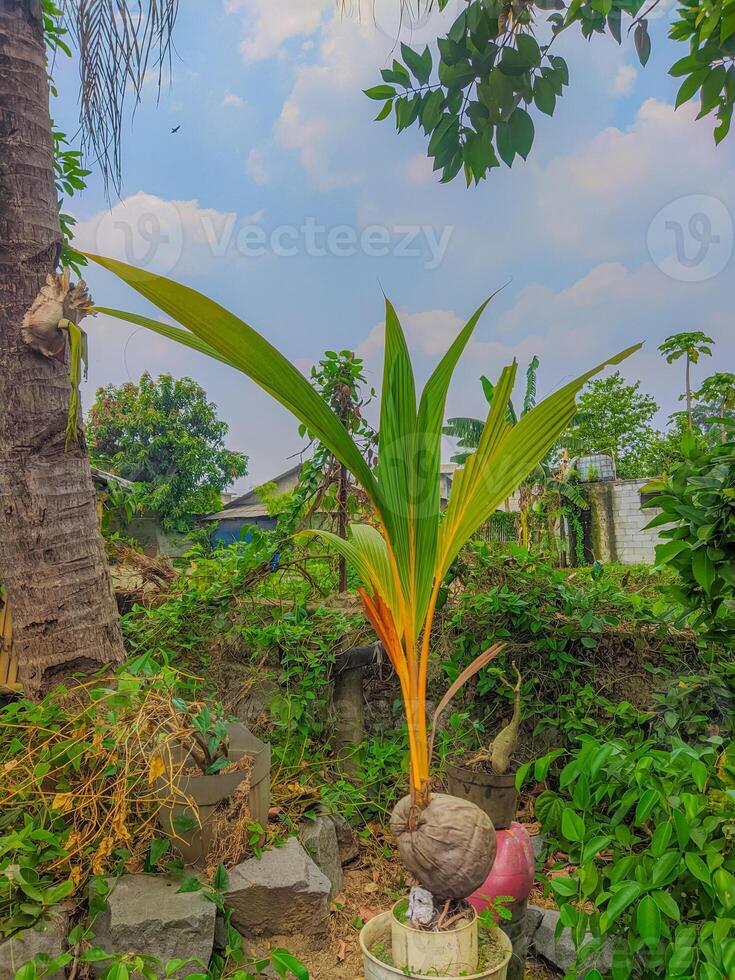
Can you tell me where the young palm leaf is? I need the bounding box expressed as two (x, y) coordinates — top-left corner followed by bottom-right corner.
(85, 253), (639, 847)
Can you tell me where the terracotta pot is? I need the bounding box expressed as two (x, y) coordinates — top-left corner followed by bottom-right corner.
(445, 763), (517, 829)
(157, 721), (271, 867)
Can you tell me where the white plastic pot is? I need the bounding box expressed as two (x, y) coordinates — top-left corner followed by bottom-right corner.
(391, 900), (478, 976)
(360, 911), (513, 980)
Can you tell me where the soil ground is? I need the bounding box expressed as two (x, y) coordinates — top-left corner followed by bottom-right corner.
(252, 838), (560, 979)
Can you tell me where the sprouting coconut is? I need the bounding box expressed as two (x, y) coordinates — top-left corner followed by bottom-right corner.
(391, 792), (496, 899)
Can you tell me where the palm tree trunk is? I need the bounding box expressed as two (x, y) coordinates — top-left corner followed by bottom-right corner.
(0, 0), (125, 697)
(686, 355), (692, 429)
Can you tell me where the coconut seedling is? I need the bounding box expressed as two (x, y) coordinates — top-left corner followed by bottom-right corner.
(84, 253), (637, 910)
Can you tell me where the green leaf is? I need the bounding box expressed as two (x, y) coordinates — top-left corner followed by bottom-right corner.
(508, 107), (534, 160)
(562, 807), (585, 842)
(270, 948), (309, 980)
(375, 100), (393, 122)
(421, 90), (445, 132)
(655, 539), (689, 564)
(176, 874), (203, 894)
(634, 788), (659, 825)
(81, 949), (113, 964)
(692, 548), (717, 594)
(713, 868), (735, 908)
(607, 9), (622, 43)
(496, 121), (516, 167)
(515, 33), (541, 68)
(684, 851), (711, 884)
(534, 77), (556, 116)
(701, 66), (727, 111)
(636, 895), (662, 946)
(14, 963), (37, 980)
(602, 881), (642, 928)
(651, 851), (681, 887)
(549, 875), (579, 897)
(634, 21), (651, 67)
(582, 835), (611, 863)
(106, 964), (130, 980)
(651, 890), (680, 921)
(676, 71), (708, 109)
(401, 43), (432, 85)
(211, 863), (229, 892)
(673, 809), (690, 849)
(364, 85), (397, 101)
(550, 56), (569, 86)
(670, 54), (706, 77)
(650, 822), (672, 857)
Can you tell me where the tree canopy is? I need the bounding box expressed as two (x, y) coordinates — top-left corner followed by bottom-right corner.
(564, 372), (659, 478)
(366, 0), (735, 184)
(87, 373), (247, 530)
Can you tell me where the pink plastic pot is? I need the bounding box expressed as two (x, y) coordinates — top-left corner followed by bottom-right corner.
(468, 821), (535, 914)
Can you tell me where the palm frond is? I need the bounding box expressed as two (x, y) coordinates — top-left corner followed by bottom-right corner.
(443, 416), (484, 446)
(523, 355), (539, 416)
(63, 0), (180, 192)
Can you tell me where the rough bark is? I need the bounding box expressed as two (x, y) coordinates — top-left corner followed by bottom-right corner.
(0, 0), (125, 697)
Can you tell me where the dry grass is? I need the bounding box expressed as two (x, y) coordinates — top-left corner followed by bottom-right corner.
(0, 675), (228, 889)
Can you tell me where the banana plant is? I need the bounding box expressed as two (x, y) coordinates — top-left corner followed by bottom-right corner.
(85, 253), (638, 808)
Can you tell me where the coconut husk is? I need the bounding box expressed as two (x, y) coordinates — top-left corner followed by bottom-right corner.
(391, 793), (496, 899)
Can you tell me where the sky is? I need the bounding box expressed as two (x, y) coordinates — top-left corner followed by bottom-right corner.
(52, 0), (735, 490)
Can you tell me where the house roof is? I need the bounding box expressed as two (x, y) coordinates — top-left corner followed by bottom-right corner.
(204, 463), (302, 521)
(205, 461), (458, 522)
(90, 466), (136, 492)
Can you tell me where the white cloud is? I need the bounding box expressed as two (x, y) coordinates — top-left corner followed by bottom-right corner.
(223, 91), (246, 109)
(484, 258), (735, 421)
(73, 192), (239, 277)
(269, 3), (457, 191)
(537, 99), (735, 260)
(613, 64), (637, 96)
(246, 147), (272, 185)
(358, 308), (465, 359)
(225, 0), (331, 61)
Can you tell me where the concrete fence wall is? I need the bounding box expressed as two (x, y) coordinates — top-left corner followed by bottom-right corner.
(583, 479), (663, 565)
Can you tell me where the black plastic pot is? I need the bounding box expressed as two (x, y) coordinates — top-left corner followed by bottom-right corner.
(445, 763), (517, 830)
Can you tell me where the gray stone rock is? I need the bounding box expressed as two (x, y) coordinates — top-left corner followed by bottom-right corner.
(301, 815), (343, 899)
(0, 911), (69, 980)
(531, 834), (544, 861)
(92, 875), (215, 977)
(327, 813), (359, 865)
(531, 908), (613, 974)
(224, 837), (331, 938)
(525, 904), (544, 941)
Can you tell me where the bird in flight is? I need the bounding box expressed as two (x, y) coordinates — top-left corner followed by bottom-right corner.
(170, 125), (181, 134)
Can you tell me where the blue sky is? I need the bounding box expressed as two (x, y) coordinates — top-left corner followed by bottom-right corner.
(53, 0), (735, 488)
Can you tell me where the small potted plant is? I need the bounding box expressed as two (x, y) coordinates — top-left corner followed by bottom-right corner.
(156, 703), (271, 867)
(359, 898), (513, 980)
(445, 664), (523, 830)
(89, 251), (637, 976)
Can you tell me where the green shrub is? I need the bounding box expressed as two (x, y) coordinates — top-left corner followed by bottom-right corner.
(533, 732), (735, 979)
(644, 427), (735, 646)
